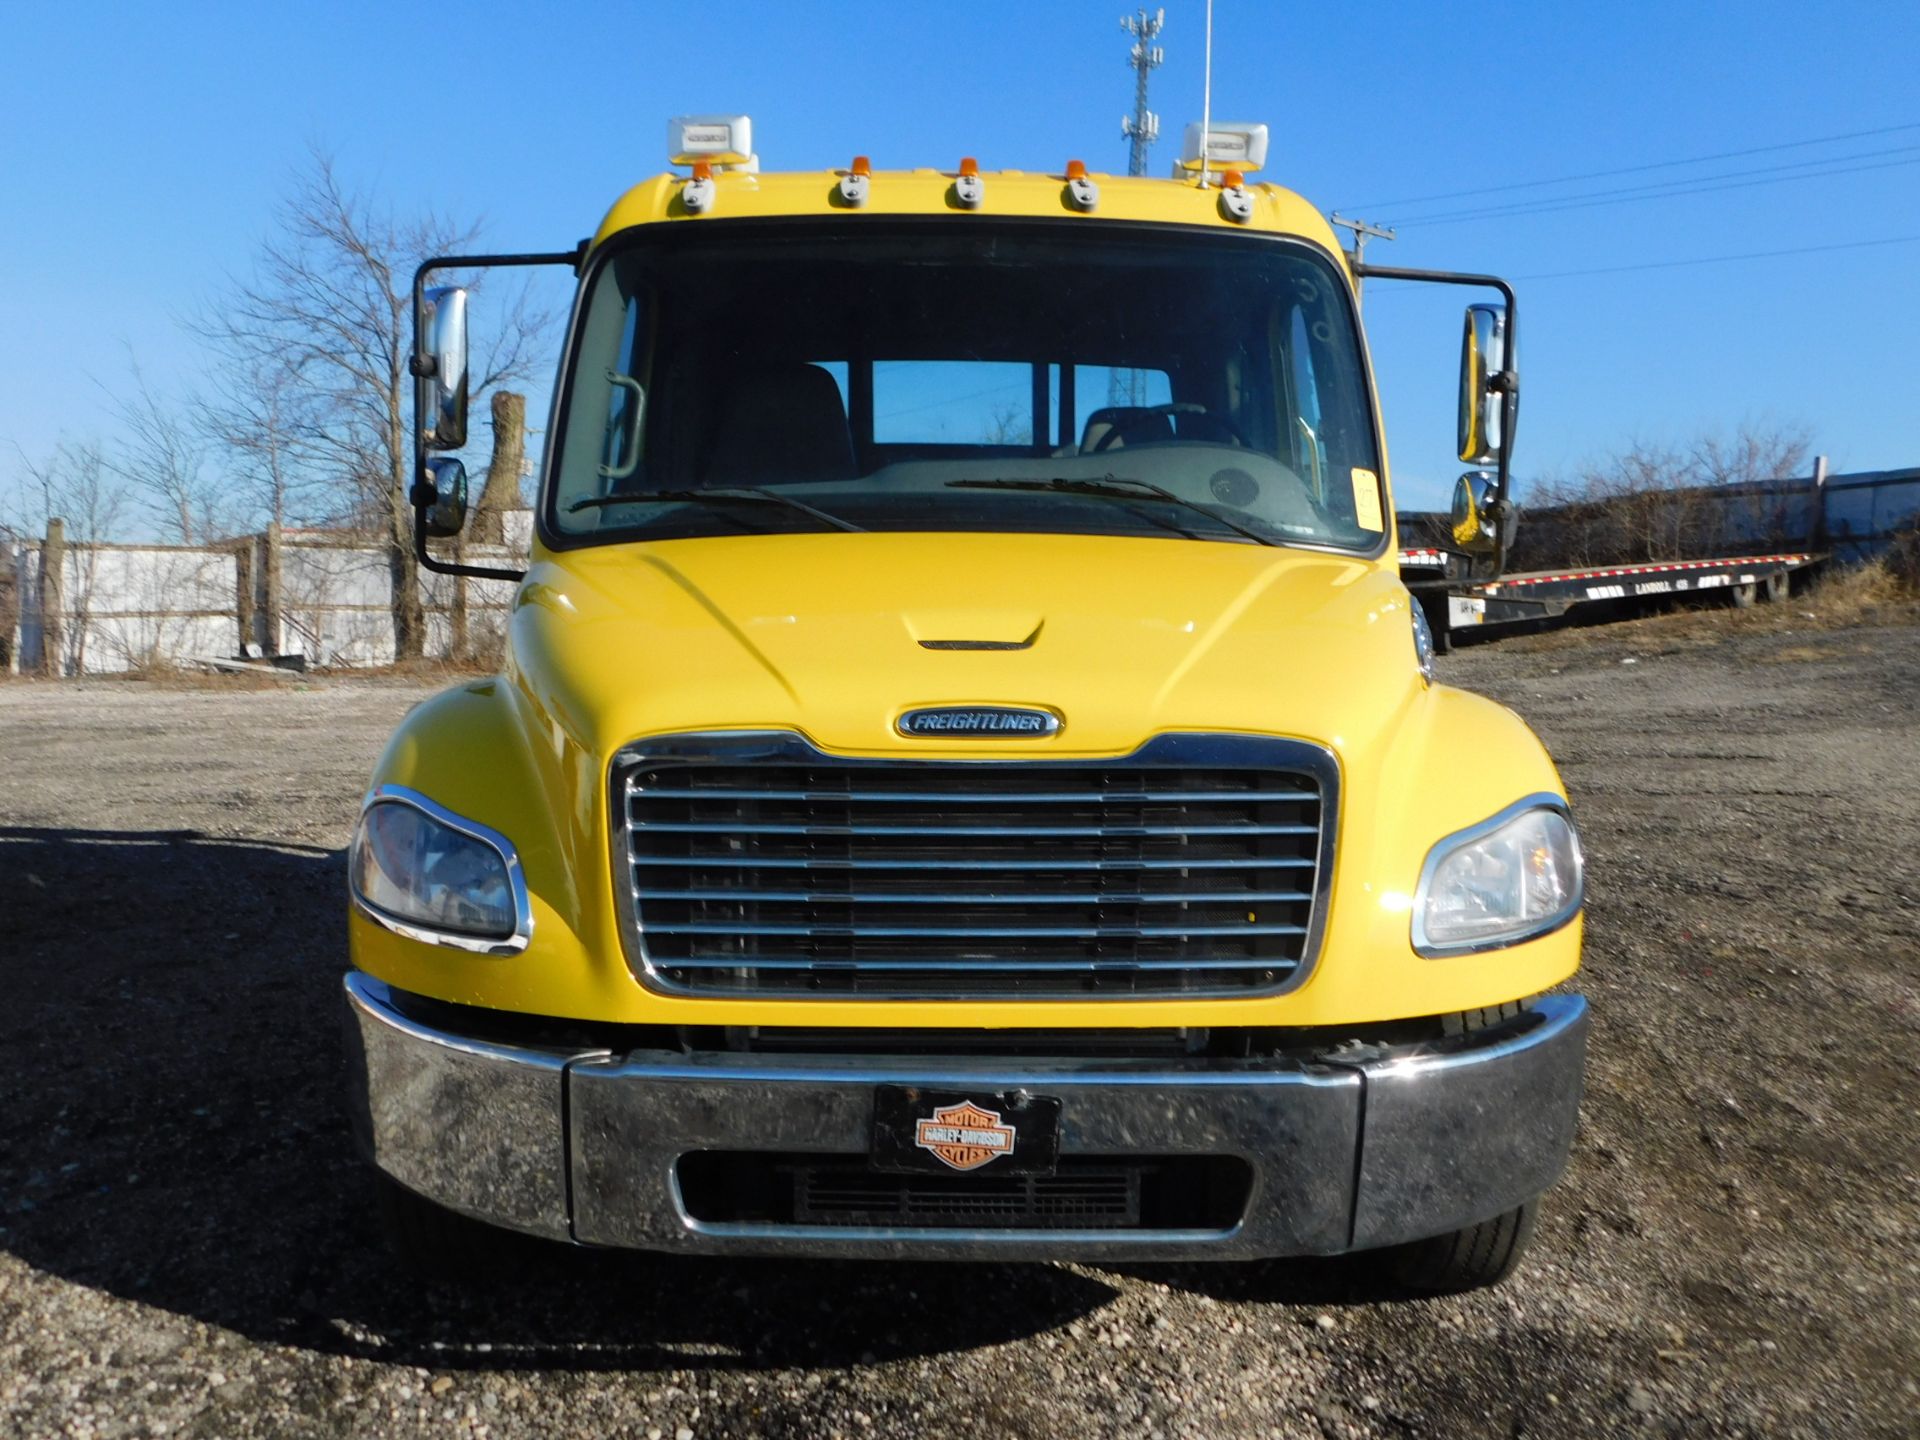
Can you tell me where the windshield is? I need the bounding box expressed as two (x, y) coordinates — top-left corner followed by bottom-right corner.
(546, 222), (1384, 552)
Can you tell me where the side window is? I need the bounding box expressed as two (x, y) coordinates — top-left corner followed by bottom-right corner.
(554, 258), (650, 514)
(1286, 305), (1330, 506)
(600, 294), (645, 482)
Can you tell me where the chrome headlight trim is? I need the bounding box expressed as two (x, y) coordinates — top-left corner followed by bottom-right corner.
(349, 784), (534, 956)
(1409, 600), (1436, 684)
(1411, 792), (1584, 958)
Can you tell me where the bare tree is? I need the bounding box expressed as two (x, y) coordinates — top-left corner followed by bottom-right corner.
(8, 440), (129, 674)
(199, 348), (326, 532)
(10, 439), (128, 547)
(107, 358), (228, 543)
(1692, 423), (1810, 490)
(983, 402), (1032, 447)
(197, 153), (550, 658)
(1519, 420), (1814, 570)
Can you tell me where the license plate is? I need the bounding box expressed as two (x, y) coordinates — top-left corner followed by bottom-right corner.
(870, 1086), (1062, 1176)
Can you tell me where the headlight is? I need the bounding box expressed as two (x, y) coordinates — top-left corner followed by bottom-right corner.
(349, 787), (531, 954)
(1413, 796), (1582, 956)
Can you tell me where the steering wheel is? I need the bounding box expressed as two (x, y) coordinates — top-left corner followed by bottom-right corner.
(1089, 402), (1252, 453)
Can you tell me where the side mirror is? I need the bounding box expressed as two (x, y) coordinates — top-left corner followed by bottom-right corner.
(420, 286), (469, 451)
(421, 457), (468, 538)
(1457, 302), (1513, 466)
(1450, 470), (1498, 553)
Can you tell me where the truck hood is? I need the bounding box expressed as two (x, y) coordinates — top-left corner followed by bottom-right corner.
(510, 531), (1421, 758)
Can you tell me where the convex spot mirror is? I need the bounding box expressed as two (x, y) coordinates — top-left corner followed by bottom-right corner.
(1458, 302), (1514, 466)
(420, 285), (469, 451)
(422, 458), (468, 538)
(1451, 470), (1498, 553)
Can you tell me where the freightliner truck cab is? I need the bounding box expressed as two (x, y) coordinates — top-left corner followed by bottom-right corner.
(344, 116), (1586, 1291)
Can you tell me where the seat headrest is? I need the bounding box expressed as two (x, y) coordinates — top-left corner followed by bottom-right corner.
(704, 363), (856, 488)
(1079, 405), (1173, 453)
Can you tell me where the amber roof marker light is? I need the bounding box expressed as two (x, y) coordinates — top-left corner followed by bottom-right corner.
(1063, 158), (1099, 211)
(839, 154), (873, 207)
(953, 156), (984, 209)
(1219, 168), (1254, 222)
(681, 159), (717, 214)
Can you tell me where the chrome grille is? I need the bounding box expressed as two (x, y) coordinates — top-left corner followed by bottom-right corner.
(615, 733), (1335, 998)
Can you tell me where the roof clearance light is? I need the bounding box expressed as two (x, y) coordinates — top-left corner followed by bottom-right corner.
(681, 160), (717, 215)
(667, 114), (756, 170)
(1063, 159), (1098, 212)
(839, 155), (873, 207)
(953, 156), (984, 209)
(1219, 169), (1254, 223)
(1178, 121), (1269, 179)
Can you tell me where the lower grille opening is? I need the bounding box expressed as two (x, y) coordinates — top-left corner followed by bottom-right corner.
(677, 1152), (1253, 1232)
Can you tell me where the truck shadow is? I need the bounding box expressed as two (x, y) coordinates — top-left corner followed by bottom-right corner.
(0, 827), (1116, 1372)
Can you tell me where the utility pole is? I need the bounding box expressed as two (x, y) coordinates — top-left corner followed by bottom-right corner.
(1329, 214), (1396, 303)
(1112, 9), (1165, 411)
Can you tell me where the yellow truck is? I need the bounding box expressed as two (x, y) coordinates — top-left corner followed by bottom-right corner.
(344, 115), (1586, 1291)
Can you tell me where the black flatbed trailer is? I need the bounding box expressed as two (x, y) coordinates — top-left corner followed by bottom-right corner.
(1398, 548), (1823, 650)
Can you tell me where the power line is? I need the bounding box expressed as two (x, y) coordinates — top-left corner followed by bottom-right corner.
(1512, 233), (1920, 281)
(1388, 153), (1920, 230)
(1388, 143), (1920, 226)
(1342, 120), (1920, 212)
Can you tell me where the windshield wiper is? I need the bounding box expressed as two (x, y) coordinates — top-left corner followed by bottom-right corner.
(568, 487), (865, 533)
(945, 476), (1276, 547)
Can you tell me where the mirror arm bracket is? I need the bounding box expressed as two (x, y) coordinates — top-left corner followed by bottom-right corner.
(410, 244), (586, 582)
(1355, 262), (1520, 574)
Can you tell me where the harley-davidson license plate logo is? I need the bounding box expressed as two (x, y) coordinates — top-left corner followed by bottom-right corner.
(898, 706), (1061, 738)
(914, 1101), (1017, 1171)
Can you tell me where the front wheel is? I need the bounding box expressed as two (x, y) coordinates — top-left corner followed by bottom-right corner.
(1387, 1200), (1539, 1293)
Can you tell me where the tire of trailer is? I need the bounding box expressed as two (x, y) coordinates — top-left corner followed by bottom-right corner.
(1760, 571), (1788, 603)
(1730, 581), (1757, 608)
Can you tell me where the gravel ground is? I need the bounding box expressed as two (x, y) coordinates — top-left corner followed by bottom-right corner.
(2, 610), (1916, 1439)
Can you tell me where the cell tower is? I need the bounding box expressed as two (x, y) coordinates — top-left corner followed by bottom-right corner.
(1120, 9), (1165, 178)
(1111, 9), (1165, 410)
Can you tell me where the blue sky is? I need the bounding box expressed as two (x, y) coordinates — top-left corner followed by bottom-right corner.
(2, 0), (1916, 521)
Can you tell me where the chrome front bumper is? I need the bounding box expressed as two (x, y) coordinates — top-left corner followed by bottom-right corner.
(342, 972), (1587, 1260)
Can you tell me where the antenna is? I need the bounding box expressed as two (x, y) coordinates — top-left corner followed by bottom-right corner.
(1119, 8), (1164, 177)
(1198, 0), (1214, 188)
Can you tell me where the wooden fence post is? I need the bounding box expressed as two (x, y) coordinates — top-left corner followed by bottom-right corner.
(40, 517), (66, 677)
(262, 521), (284, 657)
(233, 539), (255, 657)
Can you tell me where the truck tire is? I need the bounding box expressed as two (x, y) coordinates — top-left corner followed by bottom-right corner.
(1388, 1200), (1538, 1293)
(1760, 571), (1788, 603)
(1730, 581), (1757, 608)
(373, 1172), (514, 1281)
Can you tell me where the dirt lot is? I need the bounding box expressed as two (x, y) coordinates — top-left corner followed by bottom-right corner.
(2, 607), (1916, 1439)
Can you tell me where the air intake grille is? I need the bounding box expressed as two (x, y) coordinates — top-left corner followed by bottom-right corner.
(795, 1164), (1139, 1228)
(675, 1151), (1255, 1231)
(615, 733), (1333, 998)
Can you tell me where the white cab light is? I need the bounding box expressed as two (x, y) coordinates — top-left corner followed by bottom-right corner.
(1179, 121), (1270, 175)
(668, 114), (755, 169)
